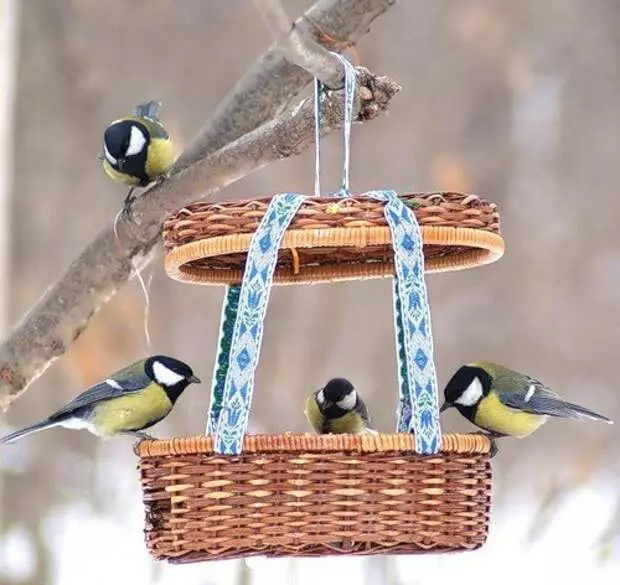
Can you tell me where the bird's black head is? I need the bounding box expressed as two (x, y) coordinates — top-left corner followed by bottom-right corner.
(102, 119), (150, 185)
(145, 355), (201, 403)
(440, 365), (493, 419)
(317, 378), (357, 417)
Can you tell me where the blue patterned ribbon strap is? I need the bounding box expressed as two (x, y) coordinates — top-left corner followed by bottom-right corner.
(214, 193), (306, 454)
(206, 284), (241, 435)
(364, 189), (441, 454)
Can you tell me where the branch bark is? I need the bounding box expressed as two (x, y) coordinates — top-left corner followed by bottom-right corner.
(174, 0), (396, 171)
(253, 0), (345, 88)
(0, 68), (400, 408)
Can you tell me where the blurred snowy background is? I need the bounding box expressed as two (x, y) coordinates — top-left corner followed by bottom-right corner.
(1, 1), (619, 584)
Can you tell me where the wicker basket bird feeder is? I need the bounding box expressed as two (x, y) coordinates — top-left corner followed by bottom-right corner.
(136, 59), (503, 563)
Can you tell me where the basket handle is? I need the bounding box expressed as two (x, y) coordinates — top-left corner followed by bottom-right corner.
(314, 52), (357, 198)
(206, 284), (240, 435)
(211, 193), (306, 454)
(365, 189), (442, 454)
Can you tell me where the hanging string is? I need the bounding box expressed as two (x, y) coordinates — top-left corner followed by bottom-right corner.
(336, 53), (357, 197)
(313, 77), (322, 198)
(313, 52), (357, 198)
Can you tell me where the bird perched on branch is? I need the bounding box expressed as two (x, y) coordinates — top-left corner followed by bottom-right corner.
(305, 377), (377, 434)
(440, 361), (613, 441)
(99, 100), (175, 208)
(0, 355), (200, 445)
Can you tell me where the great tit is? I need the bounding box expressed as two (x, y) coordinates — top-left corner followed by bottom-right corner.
(0, 355), (200, 444)
(100, 100), (175, 206)
(440, 361), (613, 439)
(305, 377), (377, 434)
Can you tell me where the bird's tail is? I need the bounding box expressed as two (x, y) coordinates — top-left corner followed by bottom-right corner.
(134, 100), (162, 121)
(0, 419), (61, 444)
(563, 401), (613, 424)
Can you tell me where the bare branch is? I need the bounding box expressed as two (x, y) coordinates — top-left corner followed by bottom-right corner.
(173, 0), (396, 171)
(0, 69), (400, 408)
(254, 0), (344, 88)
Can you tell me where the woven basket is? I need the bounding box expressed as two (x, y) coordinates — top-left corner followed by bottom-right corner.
(137, 433), (492, 563)
(163, 192), (504, 285)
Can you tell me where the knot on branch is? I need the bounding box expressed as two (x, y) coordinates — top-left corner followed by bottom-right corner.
(353, 67), (401, 121)
(321, 66), (401, 125)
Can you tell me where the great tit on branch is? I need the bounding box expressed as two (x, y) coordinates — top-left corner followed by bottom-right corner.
(305, 377), (377, 435)
(0, 355), (200, 444)
(440, 361), (613, 440)
(99, 100), (175, 208)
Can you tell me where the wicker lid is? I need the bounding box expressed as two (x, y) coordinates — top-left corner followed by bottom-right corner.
(163, 192), (504, 285)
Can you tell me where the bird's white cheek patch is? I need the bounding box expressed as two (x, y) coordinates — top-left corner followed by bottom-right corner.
(455, 377), (483, 406)
(316, 389), (325, 405)
(125, 125), (147, 156)
(337, 391), (357, 411)
(153, 361), (184, 386)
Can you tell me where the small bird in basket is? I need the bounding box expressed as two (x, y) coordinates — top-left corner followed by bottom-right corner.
(305, 377), (377, 434)
(99, 100), (175, 208)
(440, 361), (613, 443)
(0, 355), (200, 445)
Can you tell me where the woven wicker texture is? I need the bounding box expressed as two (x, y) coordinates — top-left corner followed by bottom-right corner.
(138, 433), (492, 562)
(163, 192), (504, 285)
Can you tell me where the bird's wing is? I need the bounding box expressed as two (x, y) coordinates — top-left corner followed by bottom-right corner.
(49, 366), (152, 420)
(356, 397), (372, 427)
(496, 374), (611, 422)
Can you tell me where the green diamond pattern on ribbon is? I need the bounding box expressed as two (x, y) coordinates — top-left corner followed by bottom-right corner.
(213, 193), (306, 455)
(365, 189), (441, 454)
(206, 284), (240, 435)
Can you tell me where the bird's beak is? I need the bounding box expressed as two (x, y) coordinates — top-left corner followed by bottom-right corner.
(439, 402), (450, 413)
(117, 158), (126, 170)
(189, 375), (201, 384)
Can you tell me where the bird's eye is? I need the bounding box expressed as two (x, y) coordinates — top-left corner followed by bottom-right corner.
(125, 125), (147, 157)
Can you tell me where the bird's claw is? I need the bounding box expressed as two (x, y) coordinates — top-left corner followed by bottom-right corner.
(465, 431), (501, 458)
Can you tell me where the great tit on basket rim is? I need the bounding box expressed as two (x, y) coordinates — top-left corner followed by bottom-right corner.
(305, 377), (377, 435)
(440, 361), (613, 439)
(100, 100), (175, 208)
(0, 355), (200, 445)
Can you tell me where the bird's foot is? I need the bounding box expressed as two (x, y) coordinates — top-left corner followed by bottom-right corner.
(129, 431), (156, 456)
(121, 187), (136, 216)
(464, 431), (502, 458)
(126, 430), (155, 440)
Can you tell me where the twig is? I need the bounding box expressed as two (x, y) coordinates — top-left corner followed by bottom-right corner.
(254, 0), (344, 88)
(0, 68), (400, 408)
(173, 0), (396, 172)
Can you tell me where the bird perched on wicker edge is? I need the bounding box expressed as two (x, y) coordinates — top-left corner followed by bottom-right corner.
(440, 361), (613, 445)
(99, 100), (175, 209)
(0, 355), (200, 445)
(305, 377), (377, 435)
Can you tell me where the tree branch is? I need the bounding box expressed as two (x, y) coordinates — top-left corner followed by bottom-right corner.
(173, 0), (396, 171)
(0, 68), (400, 408)
(253, 0), (345, 89)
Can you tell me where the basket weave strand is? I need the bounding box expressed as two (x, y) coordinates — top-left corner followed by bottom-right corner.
(137, 433), (492, 562)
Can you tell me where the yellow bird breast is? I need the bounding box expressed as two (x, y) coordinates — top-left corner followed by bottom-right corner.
(145, 137), (175, 179)
(90, 384), (173, 437)
(474, 392), (548, 438)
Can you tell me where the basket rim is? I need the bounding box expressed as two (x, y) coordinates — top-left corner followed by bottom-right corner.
(136, 432), (492, 458)
(164, 225), (505, 285)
